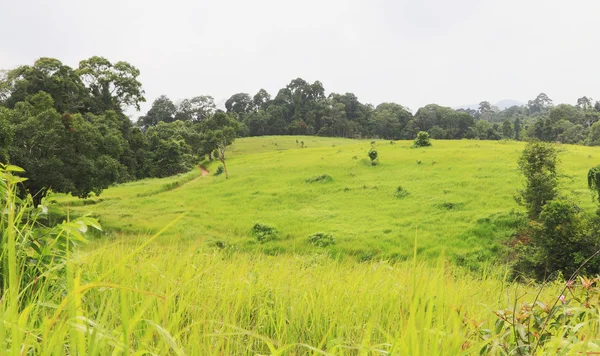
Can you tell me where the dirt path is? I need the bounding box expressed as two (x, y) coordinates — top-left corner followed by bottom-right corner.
(200, 166), (209, 176)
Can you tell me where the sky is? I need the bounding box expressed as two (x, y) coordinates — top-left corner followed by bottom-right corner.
(1, 0), (599, 116)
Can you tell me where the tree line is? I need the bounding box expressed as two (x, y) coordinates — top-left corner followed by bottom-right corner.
(146, 78), (600, 144)
(2, 56), (600, 201)
(0, 57), (238, 202)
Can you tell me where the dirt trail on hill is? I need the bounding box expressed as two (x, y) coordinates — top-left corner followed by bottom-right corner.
(200, 166), (209, 176)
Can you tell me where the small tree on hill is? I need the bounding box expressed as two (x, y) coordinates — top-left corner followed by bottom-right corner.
(201, 112), (240, 179)
(368, 149), (378, 165)
(413, 131), (431, 148)
(516, 141), (558, 219)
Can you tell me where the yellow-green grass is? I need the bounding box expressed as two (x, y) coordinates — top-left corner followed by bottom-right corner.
(58, 136), (600, 264)
(9, 238), (584, 355)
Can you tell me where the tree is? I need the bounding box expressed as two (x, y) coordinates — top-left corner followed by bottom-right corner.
(201, 113), (241, 179)
(413, 131), (431, 147)
(0, 108), (13, 162)
(0, 57), (88, 114)
(516, 141), (559, 219)
(428, 125), (446, 139)
(558, 124), (586, 144)
(137, 95), (177, 129)
(6, 92), (127, 203)
(577, 96), (594, 111)
(371, 103), (411, 139)
(252, 89), (271, 111)
(225, 93), (252, 120)
(549, 104), (584, 126)
(501, 120), (514, 139)
(585, 120), (600, 146)
(175, 96), (215, 123)
(528, 93), (553, 115)
(478, 101), (492, 115)
(77, 56), (145, 113)
(514, 117), (522, 140)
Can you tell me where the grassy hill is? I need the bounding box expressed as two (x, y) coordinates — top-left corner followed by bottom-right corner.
(11, 136), (600, 354)
(59, 136), (598, 265)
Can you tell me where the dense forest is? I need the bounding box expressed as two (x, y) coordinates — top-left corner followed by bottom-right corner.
(2, 56), (600, 200)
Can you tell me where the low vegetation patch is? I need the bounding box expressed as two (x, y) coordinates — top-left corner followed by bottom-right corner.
(251, 223), (279, 243)
(307, 232), (336, 247)
(305, 174), (333, 183)
(214, 164), (225, 176)
(395, 186), (410, 198)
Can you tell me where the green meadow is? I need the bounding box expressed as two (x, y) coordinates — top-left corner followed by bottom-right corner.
(60, 136), (597, 265)
(7, 137), (600, 354)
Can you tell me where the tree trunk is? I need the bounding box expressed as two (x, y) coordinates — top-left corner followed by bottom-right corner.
(221, 158), (228, 179)
(219, 146), (228, 179)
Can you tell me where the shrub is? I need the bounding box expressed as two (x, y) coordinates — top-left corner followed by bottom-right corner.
(413, 131), (432, 147)
(395, 186), (409, 198)
(251, 223), (279, 243)
(516, 141), (559, 219)
(483, 280), (600, 354)
(307, 232), (335, 247)
(306, 174), (333, 183)
(368, 149), (378, 166)
(214, 165), (225, 176)
(0, 164), (101, 300)
(513, 200), (600, 280)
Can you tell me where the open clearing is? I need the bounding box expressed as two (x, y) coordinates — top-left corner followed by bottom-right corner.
(60, 136), (599, 265)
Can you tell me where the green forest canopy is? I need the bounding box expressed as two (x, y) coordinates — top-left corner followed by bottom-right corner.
(1, 56), (600, 200)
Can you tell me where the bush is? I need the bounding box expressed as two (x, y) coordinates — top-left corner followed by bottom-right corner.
(306, 174), (333, 183)
(307, 232), (335, 247)
(251, 223), (279, 243)
(413, 131), (432, 147)
(214, 165), (224, 176)
(368, 149), (378, 165)
(395, 186), (409, 198)
(514, 200), (600, 280)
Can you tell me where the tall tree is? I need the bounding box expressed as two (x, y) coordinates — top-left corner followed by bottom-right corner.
(77, 56), (145, 113)
(514, 117), (522, 140)
(137, 95), (177, 129)
(225, 93), (252, 119)
(6, 92), (126, 203)
(252, 89), (271, 111)
(371, 103), (411, 139)
(0, 58), (88, 113)
(577, 96), (594, 111)
(502, 120), (514, 139)
(528, 93), (553, 115)
(175, 95), (215, 122)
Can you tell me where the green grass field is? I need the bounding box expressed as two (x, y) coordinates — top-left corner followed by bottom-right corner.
(9, 136), (600, 354)
(59, 136), (598, 265)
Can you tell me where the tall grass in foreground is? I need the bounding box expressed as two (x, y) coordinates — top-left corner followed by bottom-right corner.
(3, 168), (600, 354)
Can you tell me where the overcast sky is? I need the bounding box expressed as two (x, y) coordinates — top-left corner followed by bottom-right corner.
(1, 0), (598, 116)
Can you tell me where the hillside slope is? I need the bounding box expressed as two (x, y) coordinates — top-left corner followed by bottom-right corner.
(61, 136), (598, 264)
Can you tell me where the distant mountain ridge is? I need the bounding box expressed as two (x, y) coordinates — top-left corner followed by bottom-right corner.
(454, 99), (524, 111)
